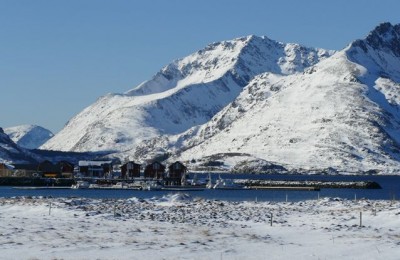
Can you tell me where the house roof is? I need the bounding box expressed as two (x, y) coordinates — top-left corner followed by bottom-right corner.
(168, 161), (187, 169)
(145, 161), (166, 170)
(121, 161), (141, 166)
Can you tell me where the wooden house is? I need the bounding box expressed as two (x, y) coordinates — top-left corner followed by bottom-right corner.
(78, 160), (112, 178)
(38, 160), (61, 178)
(165, 161), (188, 186)
(144, 161), (165, 179)
(57, 161), (74, 178)
(120, 161), (141, 179)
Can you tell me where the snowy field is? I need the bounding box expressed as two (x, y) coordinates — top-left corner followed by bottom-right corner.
(1, 194), (399, 260)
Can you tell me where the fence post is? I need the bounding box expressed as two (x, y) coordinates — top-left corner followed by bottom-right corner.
(359, 211), (362, 227)
(270, 213), (273, 226)
(49, 202), (52, 216)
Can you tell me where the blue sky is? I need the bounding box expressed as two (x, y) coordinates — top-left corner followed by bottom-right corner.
(1, 0), (399, 133)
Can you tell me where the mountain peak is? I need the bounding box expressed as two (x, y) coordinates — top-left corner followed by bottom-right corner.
(43, 33), (332, 153)
(352, 22), (400, 56)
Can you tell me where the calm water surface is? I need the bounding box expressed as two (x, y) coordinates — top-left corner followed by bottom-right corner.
(0, 174), (399, 202)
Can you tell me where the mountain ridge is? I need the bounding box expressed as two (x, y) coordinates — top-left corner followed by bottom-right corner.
(41, 35), (332, 155)
(161, 23), (400, 174)
(34, 22), (400, 174)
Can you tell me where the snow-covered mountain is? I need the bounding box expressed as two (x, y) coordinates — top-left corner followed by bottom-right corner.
(156, 22), (400, 174)
(41, 22), (400, 174)
(42, 36), (332, 153)
(5, 125), (54, 150)
(0, 127), (38, 164)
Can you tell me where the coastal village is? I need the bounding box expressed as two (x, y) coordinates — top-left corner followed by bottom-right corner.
(0, 160), (382, 190)
(0, 160), (193, 189)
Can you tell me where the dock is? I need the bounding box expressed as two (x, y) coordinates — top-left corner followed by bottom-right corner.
(248, 186), (320, 191)
(235, 179), (382, 190)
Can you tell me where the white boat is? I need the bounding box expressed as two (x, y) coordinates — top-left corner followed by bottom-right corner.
(111, 182), (127, 189)
(207, 175), (245, 190)
(88, 183), (103, 189)
(141, 181), (163, 191)
(71, 180), (90, 189)
(187, 173), (207, 186)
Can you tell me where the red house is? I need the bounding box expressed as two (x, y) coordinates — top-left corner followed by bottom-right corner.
(57, 161), (74, 178)
(38, 160), (60, 178)
(144, 161), (165, 179)
(165, 161), (187, 186)
(120, 161), (141, 179)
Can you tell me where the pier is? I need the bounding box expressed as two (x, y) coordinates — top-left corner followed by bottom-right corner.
(234, 179), (382, 189)
(248, 186), (320, 191)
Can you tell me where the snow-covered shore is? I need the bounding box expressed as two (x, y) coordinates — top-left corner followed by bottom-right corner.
(1, 194), (399, 260)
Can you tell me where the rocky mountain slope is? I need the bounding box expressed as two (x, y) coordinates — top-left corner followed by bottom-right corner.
(152, 23), (400, 174)
(42, 36), (332, 154)
(5, 125), (54, 150)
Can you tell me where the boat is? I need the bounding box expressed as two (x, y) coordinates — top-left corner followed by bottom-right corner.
(187, 172), (208, 186)
(110, 182), (142, 190)
(71, 180), (91, 189)
(111, 182), (128, 189)
(141, 180), (163, 191)
(207, 175), (246, 190)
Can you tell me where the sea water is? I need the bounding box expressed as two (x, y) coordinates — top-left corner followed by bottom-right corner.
(0, 174), (399, 202)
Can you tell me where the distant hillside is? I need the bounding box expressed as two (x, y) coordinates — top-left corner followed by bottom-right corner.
(5, 125), (54, 149)
(0, 127), (38, 164)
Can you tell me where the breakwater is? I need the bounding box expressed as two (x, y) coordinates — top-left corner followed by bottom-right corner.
(234, 179), (382, 189)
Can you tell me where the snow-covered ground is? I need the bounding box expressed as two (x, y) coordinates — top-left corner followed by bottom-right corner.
(1, 194), (399, 259)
